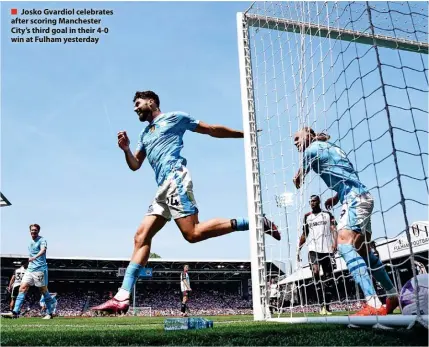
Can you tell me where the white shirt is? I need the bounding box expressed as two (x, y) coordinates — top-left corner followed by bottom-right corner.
(303, 210), (336, 253)
(180, 272), (190, 292)
(269, 283), (279, 298)
(13, 266), (26, 287)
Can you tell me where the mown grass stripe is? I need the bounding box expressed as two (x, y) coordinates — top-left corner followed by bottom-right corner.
(1, 315), (427, 346)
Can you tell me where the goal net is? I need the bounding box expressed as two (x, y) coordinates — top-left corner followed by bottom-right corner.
(237, 1), (428, 328)
(132, 306), (152, 317)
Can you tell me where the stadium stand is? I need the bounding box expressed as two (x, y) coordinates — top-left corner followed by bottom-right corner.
(2, 222), (426, 317)
(1, 258), (257, 317)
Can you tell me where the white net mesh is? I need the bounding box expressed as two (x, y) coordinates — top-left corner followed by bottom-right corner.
(238, 1), (428, 326)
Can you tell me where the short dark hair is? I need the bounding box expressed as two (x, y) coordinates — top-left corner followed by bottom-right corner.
(21, 260), (29, 269)
(133, 90), (160, 108)
(29, 224), (40, 232)
(310, 195), (320, 201)
(302, 127), (330, 142)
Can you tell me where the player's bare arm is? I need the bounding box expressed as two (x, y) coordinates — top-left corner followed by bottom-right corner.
(117, 131), (146, 171)
(194, 121), (244, 138)
(297, 215), (309, 261)
(328, 211), (338, 252)
(293, 168), (304, 189)
(325, 193), (339, 210)
(331, 227), (338, 253)
(297, 232), (306, 262)
(298, 232), (306, 250)
(330, 223), (338, 253)
(298, 223), (308, 251)
(8, 275), (15, 291)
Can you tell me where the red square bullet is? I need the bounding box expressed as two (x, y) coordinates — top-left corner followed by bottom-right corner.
(11, 8), (18, 15)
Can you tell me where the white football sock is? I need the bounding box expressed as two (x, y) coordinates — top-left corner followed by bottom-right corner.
(365, 295), (382, 308)
(114, 288), (130, 301)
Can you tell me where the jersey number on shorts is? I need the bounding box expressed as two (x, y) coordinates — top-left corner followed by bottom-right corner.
(37, 274), (44, 282)
(166, 195), (179, 207)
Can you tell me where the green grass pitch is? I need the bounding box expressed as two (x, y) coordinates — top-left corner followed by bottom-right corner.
(1, 314), (427, 346)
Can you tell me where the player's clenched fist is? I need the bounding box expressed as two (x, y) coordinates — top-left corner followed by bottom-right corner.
(117, 131), (130, 151)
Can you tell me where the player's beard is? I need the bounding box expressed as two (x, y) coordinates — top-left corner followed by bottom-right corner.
(138, 108), (152, 122)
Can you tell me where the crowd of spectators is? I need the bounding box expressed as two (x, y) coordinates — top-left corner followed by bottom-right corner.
(1, 286), (366, 317)
(88, 287), (252, 316)
(1, 286), (252, 317)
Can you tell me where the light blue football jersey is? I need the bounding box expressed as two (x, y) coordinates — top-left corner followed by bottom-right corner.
(28, 236), (48, 272)
(136, 112), (199, 186)
(303, 141), (368, 203)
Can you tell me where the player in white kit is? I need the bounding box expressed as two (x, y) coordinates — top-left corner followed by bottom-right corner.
(8, 261), (28, 312)
(297, 195), (337, 315)
(180, 265), (191, 316)
(268, 278), (280, 314)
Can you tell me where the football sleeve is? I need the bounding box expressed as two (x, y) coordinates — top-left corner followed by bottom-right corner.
(40, 238), (47, 249)
(136, 130), (145, 152)
(176, 112), (200, 132)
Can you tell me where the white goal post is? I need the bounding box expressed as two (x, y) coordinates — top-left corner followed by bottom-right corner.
(237, 1), (428, 328)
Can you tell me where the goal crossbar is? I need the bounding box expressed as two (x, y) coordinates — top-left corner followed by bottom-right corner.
(245, 13), (429, 54)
